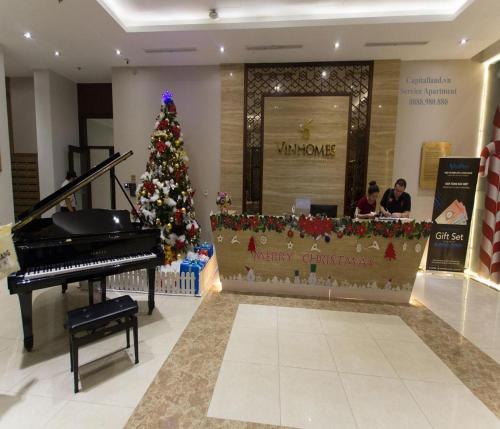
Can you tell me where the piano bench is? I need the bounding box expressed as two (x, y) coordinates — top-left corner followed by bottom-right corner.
(65, 295), (139, 393)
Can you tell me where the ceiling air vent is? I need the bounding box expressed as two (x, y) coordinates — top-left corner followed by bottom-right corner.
(365, 41), (429, 47)
(246, 44), (303, 51)
(144, 47), (197, 53)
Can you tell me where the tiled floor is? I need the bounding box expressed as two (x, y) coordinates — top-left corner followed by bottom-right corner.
(208, 304), (499, 428)
(0, 279), (201, 428)
(412, 272), (500, 364)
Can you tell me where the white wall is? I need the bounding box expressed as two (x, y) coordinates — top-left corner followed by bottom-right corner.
(394, 60), (483, 220)
(34, 69), (78, 211)
(112, 66), (221, 241)
(0, 46), (14, 225)
(8, 77), (37, 153)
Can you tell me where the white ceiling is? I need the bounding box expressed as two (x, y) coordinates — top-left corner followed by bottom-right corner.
(0, 0), (499, 83)
(98, 0), (474, 31)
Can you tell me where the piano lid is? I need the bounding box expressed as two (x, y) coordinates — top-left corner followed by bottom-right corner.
(13, 150), (134, 232)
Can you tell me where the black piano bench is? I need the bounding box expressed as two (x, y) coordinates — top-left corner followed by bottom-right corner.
(65, 295), (139, 393)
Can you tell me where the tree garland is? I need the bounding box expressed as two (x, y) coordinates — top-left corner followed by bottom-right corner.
(210, 213), (432, 240)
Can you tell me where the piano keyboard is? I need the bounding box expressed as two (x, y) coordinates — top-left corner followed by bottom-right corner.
(24, 252), (158, 280)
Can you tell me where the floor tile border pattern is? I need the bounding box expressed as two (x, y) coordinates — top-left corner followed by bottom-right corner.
(126, 291), (500, 428)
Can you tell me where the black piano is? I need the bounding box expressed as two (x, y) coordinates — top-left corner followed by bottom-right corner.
(8, 151), (164, 351)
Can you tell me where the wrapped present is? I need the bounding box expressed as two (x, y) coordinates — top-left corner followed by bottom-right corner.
(180, 259), (206, 294)
(194, 242), (214, 258)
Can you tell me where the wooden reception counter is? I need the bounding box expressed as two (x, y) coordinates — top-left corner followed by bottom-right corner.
(211, 214), (431, 304)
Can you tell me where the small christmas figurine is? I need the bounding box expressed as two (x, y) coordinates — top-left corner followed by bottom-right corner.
(216, 191), (232, 213)
(245, 266), (256, 282)
(294, 270), (301, 285)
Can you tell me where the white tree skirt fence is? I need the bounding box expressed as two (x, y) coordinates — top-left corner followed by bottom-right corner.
(106, 255), (218, 297)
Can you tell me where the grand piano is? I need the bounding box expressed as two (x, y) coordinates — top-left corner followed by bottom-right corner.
(8, 151), (164, 351)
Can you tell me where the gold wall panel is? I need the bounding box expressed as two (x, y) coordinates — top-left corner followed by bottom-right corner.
(262, 96), (349, 215)
(419, 141), (452, 189)
(220, 64), (244, 211)
(367, 60), (401, 199)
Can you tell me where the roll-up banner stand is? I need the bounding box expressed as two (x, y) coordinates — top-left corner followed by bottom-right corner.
(426, 157), (480, 272)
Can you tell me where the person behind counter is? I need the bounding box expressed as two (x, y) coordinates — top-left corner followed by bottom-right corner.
(355, 181), (380, 219)
(59, 171), (78, 212)
(380, 178), (411, 218)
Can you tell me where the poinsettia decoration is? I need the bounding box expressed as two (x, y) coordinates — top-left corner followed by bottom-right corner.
(210, 213), (432, 240)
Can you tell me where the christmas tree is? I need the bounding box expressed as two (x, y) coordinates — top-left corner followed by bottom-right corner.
(136, 90), (200, 262)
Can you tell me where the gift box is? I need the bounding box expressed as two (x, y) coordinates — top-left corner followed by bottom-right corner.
(194, 242), (214, 258)
(180, 259), (207, 295)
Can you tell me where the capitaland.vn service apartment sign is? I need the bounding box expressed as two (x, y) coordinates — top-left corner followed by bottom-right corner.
(401, 75), (457, 106)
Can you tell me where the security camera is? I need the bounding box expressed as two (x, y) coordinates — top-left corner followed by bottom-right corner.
(124, 58), (130, 65)
(209, 8), (218, 19)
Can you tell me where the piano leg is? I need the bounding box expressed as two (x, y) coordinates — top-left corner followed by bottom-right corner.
(88, 281), (94, 305)
(18, 292), (34, 351)
(62, 283), (68, 294)
(100, 278), (106, 302)
(147, 267), (155, 315)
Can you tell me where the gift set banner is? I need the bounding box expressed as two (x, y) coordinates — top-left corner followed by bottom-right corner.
(426, 157), (480, 272)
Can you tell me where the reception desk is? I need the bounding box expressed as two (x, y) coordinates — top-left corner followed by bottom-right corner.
(211, 214), (431, 304)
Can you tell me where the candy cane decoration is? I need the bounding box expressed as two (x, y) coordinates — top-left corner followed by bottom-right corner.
(479, 107), (500, 283)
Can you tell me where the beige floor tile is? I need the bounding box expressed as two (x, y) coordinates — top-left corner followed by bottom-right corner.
(224, 325), (278, 365)
(0, 393), (67, 428)
(327, 335), (397, 378)
(44, 400), (133, 429)
(279, 332), (336, 371)
(341, 373), (432, 429)
(278, 306), (323, 333)
(233, 304), (278, 331)
(280, 366), (356, 429)
(319, 313), (371, 338)
(377, 339), (460, 384)
(405, 380), (500, 429)
(207, 361), (280, 425)
(365, 320), (423, 343)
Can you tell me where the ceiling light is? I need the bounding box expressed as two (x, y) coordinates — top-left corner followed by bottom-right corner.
(378, 104), (382, 108)
(334, 41), (340, 49)
(209, 8), (218, 20)
(54, 51), (60, 57)
(229, 72), (233, 77)
(219, 46), (225, 53)
(23, 32), (32, 39)
(116, 49), (121, 55)
(321, 70), (327, 78)
(459, 38), (468, 45)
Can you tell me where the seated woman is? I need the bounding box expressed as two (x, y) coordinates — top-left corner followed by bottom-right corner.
(355, 181), (379, 219)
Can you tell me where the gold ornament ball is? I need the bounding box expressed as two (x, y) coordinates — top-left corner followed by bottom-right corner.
(141, 190), (147, 196)
(155, 218), (161, 225)
(174, 163), (179, 169)
(162, 161), (167, 167)
(156, 199), (162, 206)
(177, 253), (181, 260)
(181, 191), (186, 196)
(167, 223), (172, 231)
(175, 139), (180, 146)
(181, 207), (186, 213)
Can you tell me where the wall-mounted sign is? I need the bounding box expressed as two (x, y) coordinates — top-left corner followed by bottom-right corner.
(419, 142), (452, 189)
(276, 142), (336, 157)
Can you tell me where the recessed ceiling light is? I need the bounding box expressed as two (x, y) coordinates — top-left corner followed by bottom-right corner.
(459, 38), (468, 45)
(54, 51), (60, 57)
(23, 32), (32, 39)
(334, 41), (340, 49)
(219, 46), (225, 53)
(378, 104), (382, 108)
(116, 49), (121, 55)
(321, 70), (327, 78)
(229, 72), (233, 77)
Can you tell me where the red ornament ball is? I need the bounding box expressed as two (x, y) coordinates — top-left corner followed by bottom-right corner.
(336, 231), (344, 239)
(299, 231), (305, 239)
(287, 229), (294, 238)
(324, 234), (331, 243)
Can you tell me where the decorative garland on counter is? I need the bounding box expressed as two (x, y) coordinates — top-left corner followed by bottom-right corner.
(210, 213), (432, 240)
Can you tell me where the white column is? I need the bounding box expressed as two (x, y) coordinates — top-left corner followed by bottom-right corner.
(34, 69), (78, 214)
(0, 45), (14, 225)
